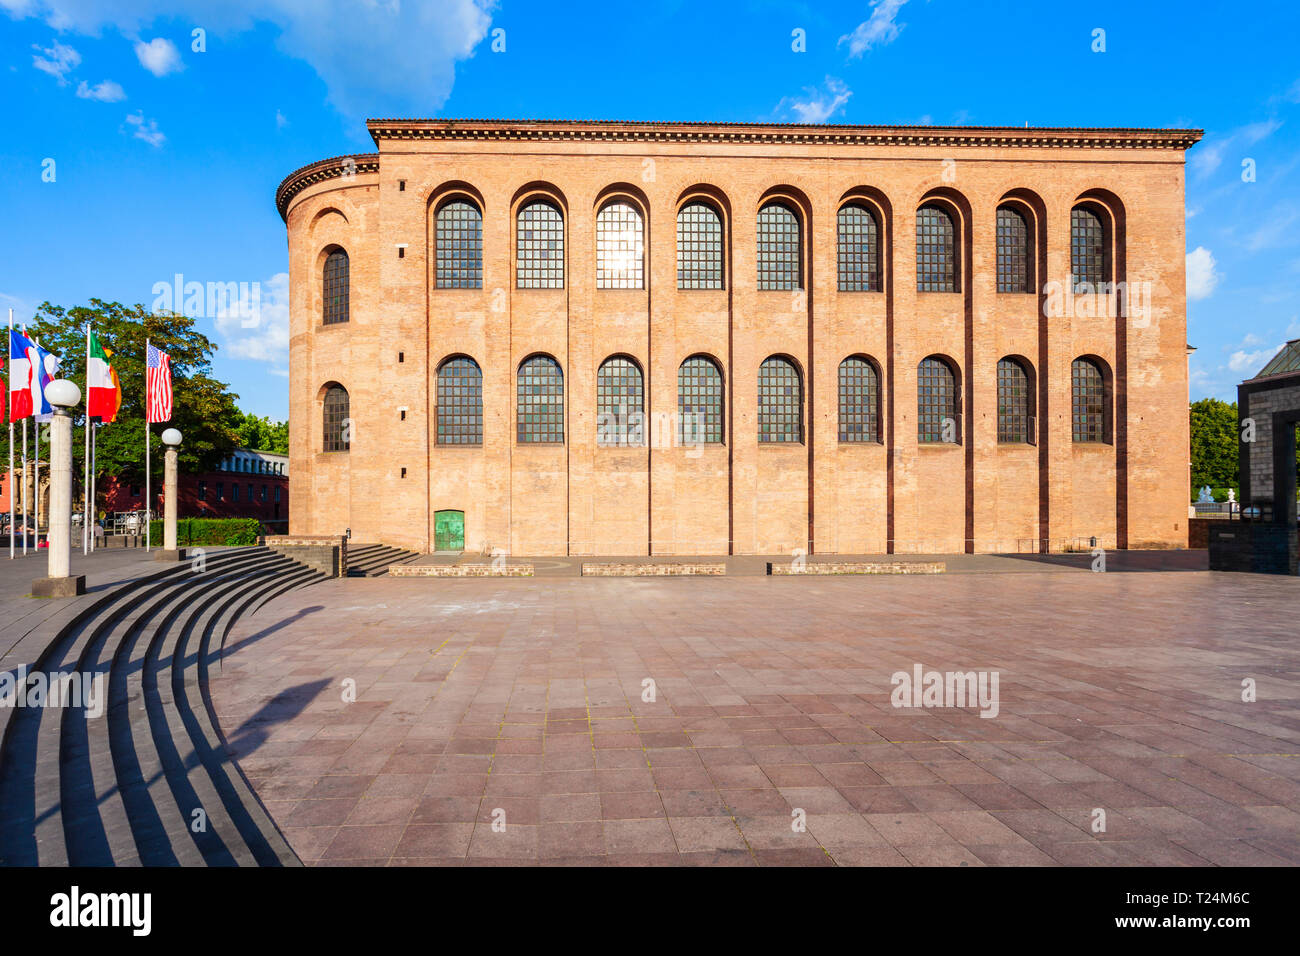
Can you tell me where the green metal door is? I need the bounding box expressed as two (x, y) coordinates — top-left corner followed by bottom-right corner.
(434, 510), (465, 551)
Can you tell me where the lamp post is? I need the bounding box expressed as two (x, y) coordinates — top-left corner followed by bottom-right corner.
(154, 428), (186, 562)
(32, 379), (85, 597)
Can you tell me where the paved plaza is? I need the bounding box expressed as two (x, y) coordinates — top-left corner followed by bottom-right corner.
(211, 560), (1300, 866)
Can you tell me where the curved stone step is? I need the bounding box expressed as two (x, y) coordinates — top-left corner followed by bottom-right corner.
(0, 547), (323, 867)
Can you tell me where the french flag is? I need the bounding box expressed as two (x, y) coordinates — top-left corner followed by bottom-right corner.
(8, 329), (55, 422)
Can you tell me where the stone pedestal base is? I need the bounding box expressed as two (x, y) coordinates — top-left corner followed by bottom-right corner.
(153, 548), (188, 563)
(32, 575), (86, 598)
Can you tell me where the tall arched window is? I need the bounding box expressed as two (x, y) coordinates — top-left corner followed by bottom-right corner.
(758, 357), (801, 443)
(757, 202), (801, 291)
(595, 201), (644, 289)
(322, 385), (350, 452)
(677, 202), (724, 290)
(838, 356), (880, 443)
(917, 357), (958, 443)
(596, 356), (644, 446)
(435, 200), (483, 289)
(997, 358), (1032, 443)
(323, 248), (349, 324)
(678, 355), (723, 445)
(1071, 205), (1110, 292)
(516, 200), (564, 289)
(436, 357), (483, 445)
(837, 204), (881, 292)
(916, 205), (956, 293)
(517, 355), (564, 443)
(996, 205), (1031, 294)
(1071, 357), (1107, 443)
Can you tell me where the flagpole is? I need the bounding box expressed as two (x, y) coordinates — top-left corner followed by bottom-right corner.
(21, 414), (28, 556)
(91, 421), (98, 552)
(7, 307), (13, 559)
(83, 324), (90, 554)
(145, 337), (151, 552)
(34, 335), (42, 548)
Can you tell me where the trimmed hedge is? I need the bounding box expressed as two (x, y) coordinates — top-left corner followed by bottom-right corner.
(148, 518), (261, 547)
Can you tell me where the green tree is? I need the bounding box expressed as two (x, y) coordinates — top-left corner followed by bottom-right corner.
(1, 300), (243, 491)
(232, 409), (289, 454)
(1189, 398), (1239, 494)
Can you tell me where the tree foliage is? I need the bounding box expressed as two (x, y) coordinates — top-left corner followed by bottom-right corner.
(1189, 398), (1239, 492)
(2, 300), (243, 485)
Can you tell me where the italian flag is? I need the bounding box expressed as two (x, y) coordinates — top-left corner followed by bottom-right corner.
(87, 330), (121, 422)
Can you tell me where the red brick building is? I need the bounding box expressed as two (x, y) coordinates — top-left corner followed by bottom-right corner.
(99, 448), (289, 524)
(278, 118), (1201, 556)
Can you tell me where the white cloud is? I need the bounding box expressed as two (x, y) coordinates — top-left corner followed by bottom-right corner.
(1190, 118), (1282, 179)
(134, 36), (182, 76)
(5, 1), (496, 117)
(839, 0), (908, 58)
(31, 40), (80, 84)
(1286, 315), (1300, 338)
(1228, 347), (1281, 374)
(1186, 246), (1221, 301)
(779, 76), (852, 124)
(75, 78), (125, 101)
(124, 110), (165, 147)
(215, 272), (289, 364)
(1247, 205), (1299, 251)
(275, 109), (288, 129)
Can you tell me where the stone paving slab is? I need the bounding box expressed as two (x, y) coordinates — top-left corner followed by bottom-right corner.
(211, 566), (1297, 867)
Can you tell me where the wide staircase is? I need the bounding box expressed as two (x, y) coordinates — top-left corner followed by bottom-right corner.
(345, 543), (419, 577)
(0, 546), (324, 866)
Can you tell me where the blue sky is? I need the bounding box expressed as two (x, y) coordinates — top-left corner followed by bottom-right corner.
(2, 0), (1298, 420)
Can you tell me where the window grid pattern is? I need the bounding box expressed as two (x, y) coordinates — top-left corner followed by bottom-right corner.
(996, 206), (1031, 293)
(678, 356), (723, 445)
(916, 206), (957, 293)
(917, 358), (957, 444)
(595, 202), (645, 289)
(435, 201), (483, 289)
(756, 203), (801, 291)
(436, 357), (483, 445)
(596, 357), (644, 446)
(677, 202), (724, 289)
(323, 249), (349, 325)
(838, 357), (880, 442)
(516, 201), (564, 289)
(837, 204), (881, 292)
(517, 356), (564, 443)
(1072, 358), (1106, 443)
(323, 386), (350, 452)
(997, 359), (1031, 443)
(758, 357), (801, 443)
(1071, 207), (1108, 292)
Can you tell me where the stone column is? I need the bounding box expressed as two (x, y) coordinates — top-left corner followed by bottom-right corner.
(164, 443), (178, 551)
(33, 380), (85, 597)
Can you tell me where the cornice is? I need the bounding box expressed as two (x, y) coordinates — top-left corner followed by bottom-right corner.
(275, 153), (380, 220)
(276, 120), (1204, 221)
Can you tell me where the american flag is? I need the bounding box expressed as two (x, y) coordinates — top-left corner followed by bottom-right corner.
(146, 342), (172, 423)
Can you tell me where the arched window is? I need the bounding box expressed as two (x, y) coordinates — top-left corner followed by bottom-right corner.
(322, 385), (350, 452)
(595, 201), (644, 289)
(516, 200), (564, 289)
(838, 357), (880, 443)
(435, 200), (483, 289)
(917, 357), (958, 444)
(1071, 357), (1107, 443)
(677, 202), (724, 290)
(596, 356), (644, 446)
(1071, 205), (1110, 292)
(436, 357), (483, 445)
(678, 355), (723, 445)
(323, 248), (349, 324)
(837, 204), (881, 292)
(997, 358), (1032, 443)
(757, 202), (801, 291)
(916, 205), (956, 293)
(758, 357), (801, 443)
(517, 355), (564, 443)
(996, 205), (1031, 294)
